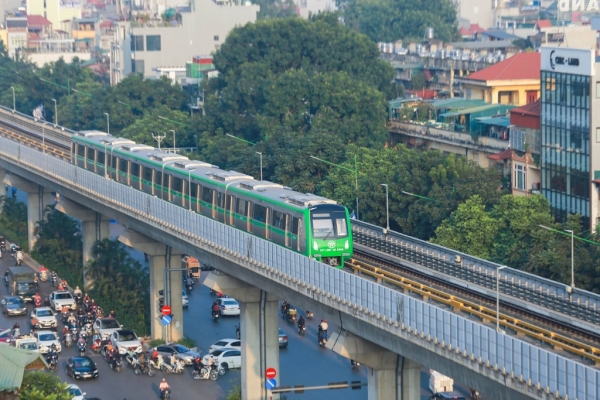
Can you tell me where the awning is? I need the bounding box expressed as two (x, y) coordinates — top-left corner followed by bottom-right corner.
(439, 104), (508, 118)
(475, 117), (511, 127)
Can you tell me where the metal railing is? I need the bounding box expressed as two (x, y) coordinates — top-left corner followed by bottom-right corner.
(0, 136), (598, 400)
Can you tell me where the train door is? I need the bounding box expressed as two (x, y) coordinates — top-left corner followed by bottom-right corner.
(96, 150), (106, 177)
(75, 144), (86, 169)
(216, 191), (224, 220)
(252, 204), (267, 238)
(130, 163), (141, 190)
(117, 158), (129, 185)
(200, 187), (214, 218)
(289, 216), (301, 252)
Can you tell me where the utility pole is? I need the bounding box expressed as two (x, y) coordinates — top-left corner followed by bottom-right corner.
(152, 132), (166, 150)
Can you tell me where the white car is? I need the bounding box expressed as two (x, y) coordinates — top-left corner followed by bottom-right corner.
(182, 290), (189, 308)
(109, 329), (142, 354)
(35, 330), (61, 354)
(208, 338), (241, 354)
(66, 384), (86, 400)
(92, 318), (122, 340)
(48, 291), (77, 312)
(217, 298), (240, 316)
(202, 348), (241, 371)
(30, 307), (57, 329)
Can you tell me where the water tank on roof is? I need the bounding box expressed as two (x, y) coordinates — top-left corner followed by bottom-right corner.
(426, 27), (434, 40)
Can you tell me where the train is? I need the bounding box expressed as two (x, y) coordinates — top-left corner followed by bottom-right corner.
(70, 131), (353, 267)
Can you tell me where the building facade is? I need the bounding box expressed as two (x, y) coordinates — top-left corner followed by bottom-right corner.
(540, 47), (600, 230)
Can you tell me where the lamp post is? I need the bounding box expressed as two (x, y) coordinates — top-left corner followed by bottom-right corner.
(104, 112), (110, 135)
(310, 154), (359, 219)
(539, 224), (576, 288)
(194, 135), (198, 153)
(496, 265), (506, 333)
(10, 86), (15, 112)
(170, 130), (176, 152)
(380, 184), (389, 231)
(256, 152), (263, 181)
(51, 98), (57, 126)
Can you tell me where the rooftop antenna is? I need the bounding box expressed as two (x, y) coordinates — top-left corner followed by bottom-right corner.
(151, 132), (166, 150)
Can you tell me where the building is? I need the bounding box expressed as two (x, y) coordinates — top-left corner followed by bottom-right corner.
(458, 52), (540, 106)
(111, 0), (259, 84)
(540, 46), (600, 230)
(296, 0), (336, 19)
(453, 0), (494, 29)
(26, 0), (83, 31)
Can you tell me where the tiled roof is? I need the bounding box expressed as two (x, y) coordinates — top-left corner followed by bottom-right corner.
(26, 15), (51, 26)
(488, 149), (513, 160)
(536, 19), (552, 28)
(99, 20), (113, 28)
(463, 52), (540, 82)
(510, 100), (541, 117)
(460, 23), (485, 36)
(0, 344), (48, 390)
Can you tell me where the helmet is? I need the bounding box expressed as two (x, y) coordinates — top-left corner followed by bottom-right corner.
(75, 286), (80, 290)
(162, 378), (166, 382)
(323, 319), (327, 323)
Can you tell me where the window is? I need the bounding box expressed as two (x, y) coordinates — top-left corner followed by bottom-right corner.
(514, 164), (526, 191)
(131, 163), (140, 179)
(214, 35), (219, 41)
(155, 171), (162, 187)
(97, 151), (105, 165)
(77, 144), (85, 159)
(253, 204), (266, 222)
(146, 35), (161, 51)
(202, 187), (214, 204)
(217, 192), (224, 208)
(272, 210), (285, 229)
(143, 166), (152, 182)
(291, 217), (299, 235)
(172, 176), (183, 193)
(545, 77), (556, 91)
(132, 60), (145, 74)
(236, 198), (248, 215)
(131, 35), (144, 51)
(119, 158), (128, 173)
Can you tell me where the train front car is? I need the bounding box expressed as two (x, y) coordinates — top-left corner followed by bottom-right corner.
(307, 203), (353, 268)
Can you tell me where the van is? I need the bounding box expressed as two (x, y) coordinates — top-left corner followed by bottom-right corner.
(430, 392), (466, 400)
(7, 266), (37, 302)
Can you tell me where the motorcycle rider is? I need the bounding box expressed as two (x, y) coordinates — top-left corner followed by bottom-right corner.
(73, 285), (82, 298)
(57, 281), (65, 291)
(33, 292), (42, 307)
(297, 315), (305, 330)
(59, 278), (67, 289)
(33, 274), (39, 289)
(77, 335), (86, 347)
(151, 348), (159, 361)
(12, 322), (20, 336)
(211, 301), (220, 317)
(159, 379), (170, 398)
(318, 319), (328, 343)
(50, 271), (58, 286)
(281, 301), (290, 318)
(109, 310), (116, 318)
(67, 312), (77, 327)
(186, 276), (194, 291)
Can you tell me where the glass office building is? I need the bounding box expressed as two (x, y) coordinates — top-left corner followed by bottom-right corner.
(540, 47), (600, 230)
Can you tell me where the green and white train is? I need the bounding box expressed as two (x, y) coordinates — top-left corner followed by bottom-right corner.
(71, 131), (353, 267)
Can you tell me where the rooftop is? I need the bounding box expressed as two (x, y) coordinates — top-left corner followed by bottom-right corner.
(481, 30), (523, 41)
(27, 15), (52, 26)
(460, 23), (485, 36)
(510, 100), (541, 117)
(536, 19), (552, 29)
(462, 52), (540, 82)
(0, 344), (48, 390)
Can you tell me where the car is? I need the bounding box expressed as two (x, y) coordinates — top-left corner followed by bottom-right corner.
(30, 307), (57, 329)
(208, 338), (241, 354)
(13, 336), (39, 351)
(66, 384), (86, 400)
(153, 343), (200, 365)
(34, 330), (61, 353)
(217, 298), (240, 316)
(92, 318), (122, 340)
(1, 295), (27, 316)
(278, 328), (288, 348)
(48, 291), (77, 312)
(202, 348), (241, 371)
(65, 356), (99, 380)
(430, 392), (466, 400)
(110, 329), (142, 354)
(0, 328), (12, 343)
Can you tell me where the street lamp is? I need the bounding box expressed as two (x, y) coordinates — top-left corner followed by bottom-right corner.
(496, 265), (506, 333)
(310, 154), (359, 219)
(170, 130), (176, 152)
(51, 98), (57, 127)
(256, 152), (263, 181)
(539, 225), (575, 288)
(10, 87), (15, 113)
(380, 184), (389, 232)
(194, 135), (198, 153)
(104, 112), (110, 135)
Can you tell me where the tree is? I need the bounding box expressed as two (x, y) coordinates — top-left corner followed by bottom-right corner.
(410, 71), (425, 90)
(19, 371), (71, 400)
(340, 0), (459, 43)
(254, 0), (297, 19)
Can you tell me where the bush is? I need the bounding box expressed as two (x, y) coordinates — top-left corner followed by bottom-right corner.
(148, 338), (166, 348)
(176, 337), (197, 349)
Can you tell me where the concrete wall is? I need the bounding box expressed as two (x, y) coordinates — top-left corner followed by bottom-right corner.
(297, 0), (336, 19)
(455, 0), (493, 29)
(26, 52), (91, 67)
(27, 0), (83, 30)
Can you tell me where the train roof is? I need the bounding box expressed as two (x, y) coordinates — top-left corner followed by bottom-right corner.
(73, 133), (338, 210)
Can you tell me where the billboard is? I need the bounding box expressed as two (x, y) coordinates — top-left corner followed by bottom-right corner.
(540, 47), (595, 76)
(558, 0), (600, 12)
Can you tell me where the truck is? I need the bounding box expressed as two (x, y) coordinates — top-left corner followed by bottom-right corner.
(7, 266), (37, 303)
(182, 256), (200, 279)
(13, 335), (39, 352)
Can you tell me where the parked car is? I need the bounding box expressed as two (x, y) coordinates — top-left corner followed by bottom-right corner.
(278, 328), (288, 349)
(2, 295), (27, 316)
(209, 338), (241, 354)
(109, 329), (142, 354)
(202, 348), (241, 371)
(48, 291), (76, 312)
(152, 343), (199, 365)
(34, 330), (61, 353)
(30, 307), (57, 329)
(217, 298), (240, 316)
(92, 318), (122, 340)
(66, 384), (86, 400)
(66, 356), (99, 380)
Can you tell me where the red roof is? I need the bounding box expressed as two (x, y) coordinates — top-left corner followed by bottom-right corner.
(536, 19), (552, 29)
(460, 23), (485, 36)
(100, 20), (113, 29)
(464, 52), (540, 82)
(488, 149), (513, 161)
(27, 15), (52, 26)
(510, 100), (540, 117)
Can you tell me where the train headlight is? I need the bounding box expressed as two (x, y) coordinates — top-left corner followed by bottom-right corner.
(313, 241), (318, 251)
(344, 240), (349, 250)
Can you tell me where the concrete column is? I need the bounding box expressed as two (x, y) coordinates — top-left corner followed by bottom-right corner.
(204, 272), (280, 400)
(118, 230), (184, 341)
(329, 331), (421, 400)
(3, 174), (52, 251)
(55, 199), (110, 289)
(0, 169), (6, 209)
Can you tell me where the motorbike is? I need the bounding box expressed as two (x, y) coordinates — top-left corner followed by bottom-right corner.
(139, 358), (155, 377)
(351, 360), (361, 371)
(125, 352), (141, 374)
(318, 329), (328, 347)
(61, 311), (69, 324)
(287, 308), (297, 324)
(46, 351), (58, 370)
(470, 388), (481, 400)
(235, 325), (240, 340)
(108, 353), (123, 373)
(43, 298), (50, 307)
(297, 324), (306, 335)
(91, 336), (103, 353)
(13, 327), (20, 338)
(306, 311), (314, 320)
(50, 275), (57, 287)
(192, 366), (219, 381)
(160, 388), (171, 400)
(74, 294), (83, 305)
(15, 251), (23, 266)
(161, 357), (185, 374)
(77, 340), (86, 356)
(0, 235), (5, 250)
(33, 297), (42, 308)
(186, 283), (193, 294)
(212, 310), (219, 322)
(64, 333), (73, 348)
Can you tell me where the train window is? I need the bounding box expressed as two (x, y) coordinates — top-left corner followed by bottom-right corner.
(97, 151), (105, 165)
(272, 211), (285, 229)
(236, 198), (248, 215)
(143, 165), (152, 183)
(226, 195), (233, 210)
(172, 176), (183, 193)
(77, 144), (85, 159)
(253, 204), (266, 222)
(191, 182), (199, 200)
(291, 217), (299, 235)
(131, 163), (140, 179)
(111, 155), (117, 171)
(336, 216), (348, 236)
(217, 192), (224, 208)
(86, 148), (95, 162)
(119, 158), (128, 173)
(202, 187), (213, 204)
(155, 171), (163, 187)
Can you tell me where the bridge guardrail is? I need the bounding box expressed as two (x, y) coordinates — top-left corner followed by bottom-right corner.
(1, 137), (598, 400)
(0, 104), (74, 146)
(352, 220), (600, 325)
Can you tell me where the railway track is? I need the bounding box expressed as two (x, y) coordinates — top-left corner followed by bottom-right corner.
(347, 251), (600, 366)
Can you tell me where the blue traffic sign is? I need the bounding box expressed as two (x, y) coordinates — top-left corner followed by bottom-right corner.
(161, 315), (172, 325)
(266, 378), (277, 390)
(109, 219), (118, 224)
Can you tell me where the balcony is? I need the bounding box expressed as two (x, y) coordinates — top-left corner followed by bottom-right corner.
(390, 121), (509, 153)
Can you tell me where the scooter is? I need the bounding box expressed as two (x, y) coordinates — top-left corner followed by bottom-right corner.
(34, 297), (42, 308)
(186, 283), (193, 294)
(125, 352), (140, 373)
(318, 330), (328, 347)
(77, 341), (86, 356)
(212, 311), (219, 322)
(306, 311), (314, 320)
(64, 333), (73, 348)
(161, 357), (185, 374)
(13, 327), (20, 338)
(192, 366), (219, 381)
(15, 251), (23, 266)
(108, 353), (123, 373)
(297, 324), (306, 335)
(160, 388), (171, 400)
(46, 351), (58, 370)
(470, 388), (481, 400)
(351, 360), (361, 371)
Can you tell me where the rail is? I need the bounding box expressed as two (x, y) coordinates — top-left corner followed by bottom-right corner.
(352, 220), (600, 326)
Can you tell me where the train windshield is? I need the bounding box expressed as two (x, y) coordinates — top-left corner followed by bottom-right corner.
(310, 206), (348, 239)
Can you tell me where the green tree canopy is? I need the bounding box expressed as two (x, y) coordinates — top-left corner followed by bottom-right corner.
(340, 0), (459, 43)
(19, 371), (71, 400)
